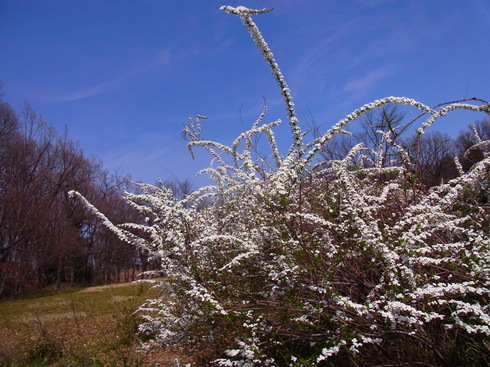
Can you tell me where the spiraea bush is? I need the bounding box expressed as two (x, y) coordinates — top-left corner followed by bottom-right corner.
(71, 5), (490, 366)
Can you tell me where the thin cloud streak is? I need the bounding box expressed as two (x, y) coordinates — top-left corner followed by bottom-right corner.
(53, 49), (171, 103)
(292, 21), (355, 83)
(290, 7), (451, 95)
(344, 67), (392, 94)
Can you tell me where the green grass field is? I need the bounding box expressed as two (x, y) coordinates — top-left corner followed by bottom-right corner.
(0, 282), (184, 366)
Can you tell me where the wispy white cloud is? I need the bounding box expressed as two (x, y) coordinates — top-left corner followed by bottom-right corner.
(287, 5), (457, 113)
(292, 21), (355, 83)
(344, 67), (392, 94)
(52, 48), (171, 103)
(55, 79), (123, 103)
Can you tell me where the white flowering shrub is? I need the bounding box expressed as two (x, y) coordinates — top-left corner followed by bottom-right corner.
(70, 5), (490, 366)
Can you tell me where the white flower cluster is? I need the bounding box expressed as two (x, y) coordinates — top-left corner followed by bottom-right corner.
(70, 5), (490, 366)
(130, 96), (488, 366)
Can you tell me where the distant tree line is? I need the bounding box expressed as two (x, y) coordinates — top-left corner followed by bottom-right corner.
(0, 89), (165, 298)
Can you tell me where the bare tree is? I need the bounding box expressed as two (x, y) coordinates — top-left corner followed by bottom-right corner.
(0, 99), (144, 296)
(317, 104), (406, 168)
(405, 131), (457, 187)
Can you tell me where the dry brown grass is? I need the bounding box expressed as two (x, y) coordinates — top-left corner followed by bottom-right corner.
(0, 282), (191, 366)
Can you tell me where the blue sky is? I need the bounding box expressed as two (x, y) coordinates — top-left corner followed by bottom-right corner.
(1, 0), (489, 186)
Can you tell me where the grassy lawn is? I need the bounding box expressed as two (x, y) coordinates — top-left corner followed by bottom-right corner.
(0, 282), (184, 366)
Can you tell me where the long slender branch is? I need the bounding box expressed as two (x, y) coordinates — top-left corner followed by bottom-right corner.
(220, 5), (304, 154)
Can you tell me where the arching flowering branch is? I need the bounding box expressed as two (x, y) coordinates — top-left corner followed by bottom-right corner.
(304, 96), (490, 165)
(220, 5), (303, 154)
(68, 190), (148, 250)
